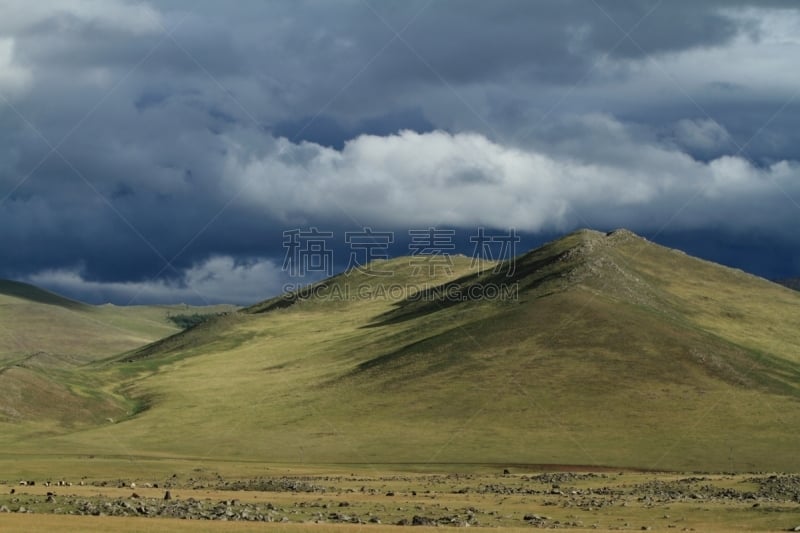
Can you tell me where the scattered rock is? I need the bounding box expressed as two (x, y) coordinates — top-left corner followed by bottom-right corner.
(524, 513), (548, 521)
(216, 477), (326, 493)
(412, 515), (436, 526)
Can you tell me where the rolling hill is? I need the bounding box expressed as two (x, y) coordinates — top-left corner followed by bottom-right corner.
(0, 281), (236, 427)
(2, 229), (800, 472)
(0, 279), (87, 309)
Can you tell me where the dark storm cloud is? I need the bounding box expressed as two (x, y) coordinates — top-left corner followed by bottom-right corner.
(363, 0), (743, 85)
(1, 0), (799, 304)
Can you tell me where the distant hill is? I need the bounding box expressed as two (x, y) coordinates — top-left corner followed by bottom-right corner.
(0, 279), (87, 310)
(0, 280), (237, 426)
(3, 229), (800, 472)
(0, 279), (236, 366)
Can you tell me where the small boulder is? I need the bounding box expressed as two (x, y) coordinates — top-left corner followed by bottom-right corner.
(412, 515), (436, 526)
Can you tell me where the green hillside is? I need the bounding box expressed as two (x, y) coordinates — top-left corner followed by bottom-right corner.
(0, 279), (88, 310)
(0, 282), (236, 428)
(2, 229), (800, 472)
(0, 280), (235, 366)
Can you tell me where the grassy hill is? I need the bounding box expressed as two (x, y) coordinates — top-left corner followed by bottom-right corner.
(2, 229), (800, 472)
(0, 281), (236, 427)
(0, 279), (88, 310)
(0, 279), (235, 366)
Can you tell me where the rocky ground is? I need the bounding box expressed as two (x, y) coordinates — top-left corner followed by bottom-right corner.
(1, 471), (800, 530)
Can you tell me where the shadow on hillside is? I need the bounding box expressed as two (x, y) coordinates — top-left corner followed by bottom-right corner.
(362, 248), (571, 329)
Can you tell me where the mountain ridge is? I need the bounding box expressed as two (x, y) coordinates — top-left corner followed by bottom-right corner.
(2, 228), (799, 471)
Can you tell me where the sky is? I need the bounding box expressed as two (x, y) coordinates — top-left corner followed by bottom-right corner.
(1, 0), (799, 305)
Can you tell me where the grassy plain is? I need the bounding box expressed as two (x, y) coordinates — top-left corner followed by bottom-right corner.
(1, 467), (799, 532)
(1, 230), (799, 530)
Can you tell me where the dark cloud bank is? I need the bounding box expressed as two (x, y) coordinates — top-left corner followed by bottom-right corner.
(1, 0), (799, 304)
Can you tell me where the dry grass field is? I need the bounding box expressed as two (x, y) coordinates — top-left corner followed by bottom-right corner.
(1, 229), (799, 531)
(1, 467), (799, 532)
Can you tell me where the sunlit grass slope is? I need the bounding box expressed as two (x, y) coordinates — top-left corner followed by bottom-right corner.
(0, 280), (235, 427)
(4, 229), (800, 472)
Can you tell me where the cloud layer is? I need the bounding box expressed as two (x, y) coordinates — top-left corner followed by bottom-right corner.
(2, 1), (800, 303)
(28, 256), (289, 305)
(227, 123), (800, 235)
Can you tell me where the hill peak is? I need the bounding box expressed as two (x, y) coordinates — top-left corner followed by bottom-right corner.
(520, 227), (646, 269)
(244, 228), (657, 316)
(605, 227), (644, 240)
(567, 227), (645, 244)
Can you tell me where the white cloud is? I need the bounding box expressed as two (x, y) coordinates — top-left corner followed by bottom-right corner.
(633, 8), (800, 99)
(0, 1), (162, 94)
(27, 256), (289, 305)
(0, 38), (31, 94)
(673, 118), (733, 153)
(223, 123), (800, 234)
(0, 0), (162, 35)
